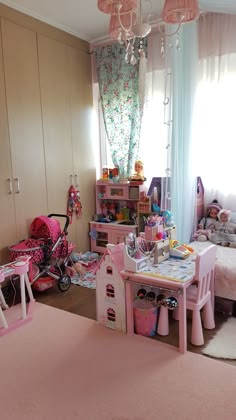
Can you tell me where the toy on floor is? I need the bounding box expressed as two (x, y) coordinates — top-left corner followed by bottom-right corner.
(69, 262), (86, 276)
(71, 251), (99, 266)
(67, 251), (100, 277)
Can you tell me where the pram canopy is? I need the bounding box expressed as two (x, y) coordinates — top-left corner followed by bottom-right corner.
(30, 216), (61, 242)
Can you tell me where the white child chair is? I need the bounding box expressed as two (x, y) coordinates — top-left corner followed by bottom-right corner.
(173, 244), (217, 346)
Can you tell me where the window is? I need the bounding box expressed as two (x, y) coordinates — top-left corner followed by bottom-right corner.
(106, 283), (115, 298)
(94, 67), (168, 184)
(107, 308), (116, 322)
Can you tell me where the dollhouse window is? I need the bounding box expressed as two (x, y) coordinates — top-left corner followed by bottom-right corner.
(107, 308), (116, 322)
(106, 284), (115, 298)
(106, 266), (113, 275)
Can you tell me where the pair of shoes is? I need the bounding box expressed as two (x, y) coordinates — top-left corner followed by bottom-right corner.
(221, 241), (230, 247)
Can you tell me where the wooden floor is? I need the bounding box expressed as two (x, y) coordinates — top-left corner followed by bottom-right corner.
(7, 281), (235, 366)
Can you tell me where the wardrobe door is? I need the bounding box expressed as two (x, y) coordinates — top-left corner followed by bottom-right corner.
(67, 46), (95, 250)
(0, 19), (17, 262)
(1, 19), (47, 241)
(37, 35), (74, 221)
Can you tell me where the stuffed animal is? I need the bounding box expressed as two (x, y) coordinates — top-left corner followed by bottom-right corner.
(192, 228), (211, 242)
(162, 210), (175, 227)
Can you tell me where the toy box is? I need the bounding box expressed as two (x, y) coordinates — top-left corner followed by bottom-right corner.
(137, 199), (151, 213)
(145, 222), (164, 241)
(153, 239), (170, 264)
(124, 245), (149, 272)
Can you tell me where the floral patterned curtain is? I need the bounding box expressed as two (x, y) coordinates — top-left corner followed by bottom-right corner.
(94, 43), (141, 179)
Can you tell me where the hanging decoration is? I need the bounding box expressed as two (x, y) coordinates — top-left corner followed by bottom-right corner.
(97, 0), (200, 61)
(162, 38), (173, 209)
(98, 0), (151, 65)
(67, 185), (82, 223)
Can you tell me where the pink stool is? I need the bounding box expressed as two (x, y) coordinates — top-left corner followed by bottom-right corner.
(0, 257), (35, 336)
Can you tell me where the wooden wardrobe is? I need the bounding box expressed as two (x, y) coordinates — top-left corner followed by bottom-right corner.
(0, 4), (96, 263)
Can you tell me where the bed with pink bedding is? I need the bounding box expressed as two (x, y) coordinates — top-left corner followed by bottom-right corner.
(190, 241), (236, 300)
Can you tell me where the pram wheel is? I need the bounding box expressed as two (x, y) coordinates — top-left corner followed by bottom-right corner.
(58, 275), (71, 292)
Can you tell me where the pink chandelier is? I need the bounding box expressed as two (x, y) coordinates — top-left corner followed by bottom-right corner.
(97, 0), (200, 63)
(98, 0), (137, 15)
(162, 0), (200, 24)
(109, 12), (137, 40)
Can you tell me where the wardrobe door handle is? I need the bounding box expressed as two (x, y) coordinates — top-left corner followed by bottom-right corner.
(14, 178), (20, 194)
(70, 174), (73, 185)
(7, 178), (13, 194)
(75, 174), (78, 187)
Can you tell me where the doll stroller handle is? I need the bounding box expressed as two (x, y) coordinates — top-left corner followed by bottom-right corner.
(48, 214), (70, 235)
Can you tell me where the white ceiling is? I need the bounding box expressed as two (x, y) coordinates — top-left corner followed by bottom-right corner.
(1, 0), (236, 43)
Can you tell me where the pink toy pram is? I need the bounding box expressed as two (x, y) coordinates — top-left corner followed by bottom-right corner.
(9, 214), (75, 292)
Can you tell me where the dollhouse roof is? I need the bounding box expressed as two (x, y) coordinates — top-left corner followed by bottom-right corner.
(147, 176), (204, 197)
(147, 177), (162, 197)
(98, 243), (124, 272)
(197, 176), (204, 194)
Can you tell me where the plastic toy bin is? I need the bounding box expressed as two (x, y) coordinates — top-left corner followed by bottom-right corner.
(133, 300), (158, 337)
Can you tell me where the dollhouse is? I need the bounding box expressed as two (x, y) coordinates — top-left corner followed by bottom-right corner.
(195, 177), (204, 230)
(96, 243), (126, 332)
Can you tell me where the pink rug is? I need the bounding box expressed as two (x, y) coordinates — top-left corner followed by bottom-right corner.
(1, 302), (236, 420)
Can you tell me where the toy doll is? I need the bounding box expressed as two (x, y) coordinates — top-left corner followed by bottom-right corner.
(193, 199), (222, 241)
(208, 209), (236, 247)
(212, 209), (236, 247)
(198, 199), (222, 230)
(128, 159), (146, 181)
(217, 209), (236, 234)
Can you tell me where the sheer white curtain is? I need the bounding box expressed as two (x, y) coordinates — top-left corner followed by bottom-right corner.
(192, 13), (236, 210)
(138, 31), (167, 184)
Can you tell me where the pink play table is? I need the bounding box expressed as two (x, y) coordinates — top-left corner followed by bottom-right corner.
(120, 263), (197, 354)
(0, 256), (35, 336)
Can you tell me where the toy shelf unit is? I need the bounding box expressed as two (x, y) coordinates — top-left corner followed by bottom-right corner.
(90, 221), (137, 253)
(95, 181), (147, 212)
(90, 181), (147, 253)
(137, 177), (171, 235)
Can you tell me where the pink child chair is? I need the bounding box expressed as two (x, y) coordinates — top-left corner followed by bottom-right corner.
(173, 244), (217, 346)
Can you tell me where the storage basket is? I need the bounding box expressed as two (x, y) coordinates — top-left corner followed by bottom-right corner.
(133, 300), (158, 337)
